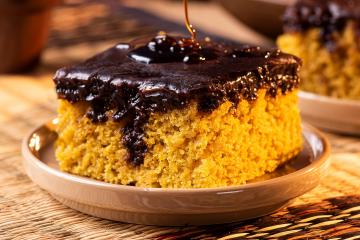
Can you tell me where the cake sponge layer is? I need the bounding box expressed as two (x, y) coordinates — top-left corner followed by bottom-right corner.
(56, 89), (302, 188)
(277, 22), (360, 99)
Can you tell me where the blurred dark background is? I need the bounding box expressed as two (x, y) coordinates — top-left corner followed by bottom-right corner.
(0, 0), (292, 74)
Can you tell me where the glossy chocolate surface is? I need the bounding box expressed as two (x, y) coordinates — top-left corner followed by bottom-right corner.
(283, 0), (360, 49)
(128, 35), (215, 64)
(54, 36), (301, 166)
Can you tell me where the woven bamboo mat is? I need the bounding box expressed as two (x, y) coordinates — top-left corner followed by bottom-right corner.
(0, 1), (359, 239)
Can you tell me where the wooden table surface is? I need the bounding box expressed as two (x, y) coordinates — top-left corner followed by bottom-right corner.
(0, 1), (359, 239)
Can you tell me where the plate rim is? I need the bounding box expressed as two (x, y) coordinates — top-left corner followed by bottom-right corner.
(299, 90), (360, 107)
(22, 121), (331, 194)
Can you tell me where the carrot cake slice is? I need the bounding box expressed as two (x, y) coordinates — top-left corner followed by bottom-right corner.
(54, 34), (302, 188)
(278, 0), (360, 99)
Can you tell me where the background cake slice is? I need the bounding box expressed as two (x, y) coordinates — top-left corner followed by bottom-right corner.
(277, 0), (360, 99)
(54, 35), (302, 188)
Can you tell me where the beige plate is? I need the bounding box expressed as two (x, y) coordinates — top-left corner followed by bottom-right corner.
(299, 91), (360, 135)
(22, 120), (330, 226)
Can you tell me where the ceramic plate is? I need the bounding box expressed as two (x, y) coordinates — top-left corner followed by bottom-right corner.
(22, 120), (330, 226)
(299, 91), (360, 135)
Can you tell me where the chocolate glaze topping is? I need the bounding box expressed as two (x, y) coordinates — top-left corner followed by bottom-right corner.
(283, 0), (360, 50)
(54, 35), (301, 166)
(128, 35), (215, 64)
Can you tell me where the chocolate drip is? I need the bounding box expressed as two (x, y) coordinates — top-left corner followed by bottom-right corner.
(54, 36), (301, 166)
(183, 0), (197, 41)
(283, 0), (360, 50)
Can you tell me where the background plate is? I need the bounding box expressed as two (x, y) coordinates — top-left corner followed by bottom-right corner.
(299, 91), (360, 135)
(22, 121), (330, 226)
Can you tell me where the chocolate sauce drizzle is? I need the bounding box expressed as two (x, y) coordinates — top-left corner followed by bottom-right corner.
(128, 0), (205, 65)
(283, 0), (360, 50)
(54, 37), (301, 166)
(183, 0), (197, 41)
